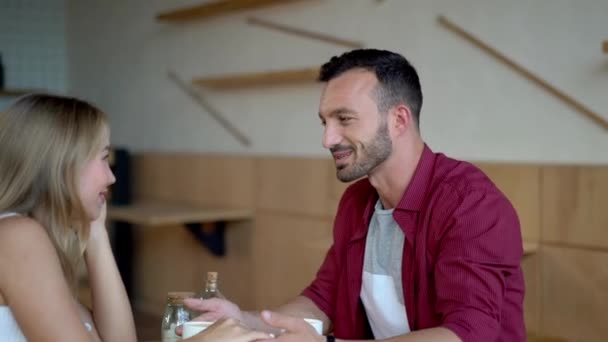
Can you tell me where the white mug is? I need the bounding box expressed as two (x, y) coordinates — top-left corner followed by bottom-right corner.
(304, 318), (323, 335)
(182, 321), (214, 339)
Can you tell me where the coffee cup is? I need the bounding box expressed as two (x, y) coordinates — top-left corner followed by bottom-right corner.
(304, 318), (323, 335)
(182, 321), (214, 338)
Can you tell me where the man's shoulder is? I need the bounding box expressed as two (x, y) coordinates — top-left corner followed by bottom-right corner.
(432, 152), (501, 197)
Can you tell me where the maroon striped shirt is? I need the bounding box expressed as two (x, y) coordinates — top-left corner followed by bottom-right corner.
(303, 144), (525, 341)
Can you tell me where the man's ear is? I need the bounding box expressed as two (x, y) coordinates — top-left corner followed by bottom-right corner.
(391, 104), (414, 135)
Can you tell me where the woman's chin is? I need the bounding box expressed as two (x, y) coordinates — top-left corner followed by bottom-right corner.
(85, 206), (100, 222)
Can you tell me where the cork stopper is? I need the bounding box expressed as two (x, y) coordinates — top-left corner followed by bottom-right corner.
(206, 272), (218, 283)
(166, 291), (195, 304)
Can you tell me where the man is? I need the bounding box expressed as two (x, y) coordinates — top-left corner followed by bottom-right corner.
(186, 49), (525, 342)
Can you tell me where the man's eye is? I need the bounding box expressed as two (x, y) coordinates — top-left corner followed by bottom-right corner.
(339, 116), (351, 122)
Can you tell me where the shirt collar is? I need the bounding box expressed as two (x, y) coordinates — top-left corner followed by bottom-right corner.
(395, 143), (436, 212)
(352, 144), (436, 242)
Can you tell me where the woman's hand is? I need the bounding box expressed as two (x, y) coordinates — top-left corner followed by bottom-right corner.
(84, 200), (137, 341)
(184, 317), (273, 342)
(88, 202), (108, 243)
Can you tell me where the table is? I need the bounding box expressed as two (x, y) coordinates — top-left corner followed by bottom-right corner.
(108, 201), (252, 226)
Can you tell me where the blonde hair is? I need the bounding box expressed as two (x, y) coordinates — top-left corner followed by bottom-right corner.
(0, 93), (108, 293)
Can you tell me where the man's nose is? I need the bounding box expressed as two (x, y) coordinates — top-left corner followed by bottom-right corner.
(322, 124), (342, 149)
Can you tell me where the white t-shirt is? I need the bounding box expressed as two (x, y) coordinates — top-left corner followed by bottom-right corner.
(360, 200), (411, 339)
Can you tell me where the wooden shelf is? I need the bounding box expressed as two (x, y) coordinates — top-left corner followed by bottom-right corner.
(603, 40), (608, 54)
(193, 67), (320, 89)
(107, 201), (253, 226)
(156, 0), (302, 22)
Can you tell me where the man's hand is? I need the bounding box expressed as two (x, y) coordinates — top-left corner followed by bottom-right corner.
(258, 310), (324, 342)
(184, 297), (243, 322)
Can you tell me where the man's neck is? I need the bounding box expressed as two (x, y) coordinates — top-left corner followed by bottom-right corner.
(368, 138), (424, 209)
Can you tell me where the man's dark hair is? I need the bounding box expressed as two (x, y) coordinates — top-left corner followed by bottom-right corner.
(319, 49), (423, 126)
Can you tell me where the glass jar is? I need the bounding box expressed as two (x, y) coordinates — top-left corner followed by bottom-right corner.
(161, 291), (194, 342)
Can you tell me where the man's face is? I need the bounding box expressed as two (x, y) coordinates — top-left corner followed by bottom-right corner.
(318, 70), (392, 182)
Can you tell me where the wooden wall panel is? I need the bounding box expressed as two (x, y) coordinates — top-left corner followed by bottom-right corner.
(522, 253), (541, 334)
(252, 213), (332, 308)
(130, 153), (256, 314)
(540, 246), (608, 342)
(542, 166), (608, 248)
(132, 154), (255, 209)
(476, 163), (541, 241)
(194, 220), (256, 310)
(132, 224), (202, 314)
(255, 157), (333, 217)
(326, 160), (353, 217)
(133, 220), (255, 314)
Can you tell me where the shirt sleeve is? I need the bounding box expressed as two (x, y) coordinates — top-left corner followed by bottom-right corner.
(301, 181), (361, 323)
(301, 241), (339, 321)
(434, 188), (523, 342)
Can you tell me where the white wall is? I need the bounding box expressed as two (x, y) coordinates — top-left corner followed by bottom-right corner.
(66, 0), (608, 163)
(0, 0), (67, 108)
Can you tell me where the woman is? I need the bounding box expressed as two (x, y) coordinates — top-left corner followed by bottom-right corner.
(0, 94), (271, 342)
(0, 94), (136, 341)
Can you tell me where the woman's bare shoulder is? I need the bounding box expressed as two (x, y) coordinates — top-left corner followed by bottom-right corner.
(0, 216), (50, 247)
(0, 216), (57, 268)
(0, 216), (63, 300)
(0, 215), (95, 341)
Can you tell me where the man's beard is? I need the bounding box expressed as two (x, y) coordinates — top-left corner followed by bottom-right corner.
(334, 121), (392, 182)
